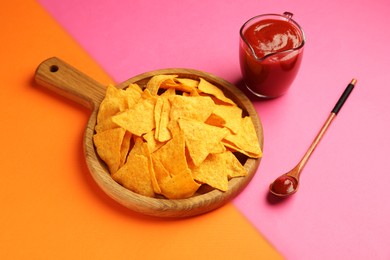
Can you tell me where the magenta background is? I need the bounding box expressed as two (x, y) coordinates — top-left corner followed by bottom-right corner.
(38, 0), (390, 259)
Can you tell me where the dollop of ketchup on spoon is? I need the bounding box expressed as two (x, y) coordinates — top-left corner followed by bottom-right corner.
(270, 175), (298, 196)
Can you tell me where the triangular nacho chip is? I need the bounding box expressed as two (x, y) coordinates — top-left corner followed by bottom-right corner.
(178, 118), (229, 166)
(152, 125), (188, 175)
(190, 151), (247, 192)
(112, 138), (156, 197)
(154, 97), (172, 142)
(97, 84), (142, 125)
(175, 78), (199, 89)
(95, 117), (118, 133)
(198, 78), (235, 105)
(142, 130), (165, 153)
(93, 127), (126, 174)
(151, 155), (200, 199)
(169, 95), (215, 122)
(222, 116), (262, 158)
(119, 131), (132, 167)
(206, 104), (243, 134)
(146, 74), (178, 95)
(112, 94), (157, 136)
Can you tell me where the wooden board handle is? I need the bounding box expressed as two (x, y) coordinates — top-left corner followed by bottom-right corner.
(35, 57), (106, 110)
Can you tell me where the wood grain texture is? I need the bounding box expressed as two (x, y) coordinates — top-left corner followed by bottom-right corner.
(35, 57), (263, 218)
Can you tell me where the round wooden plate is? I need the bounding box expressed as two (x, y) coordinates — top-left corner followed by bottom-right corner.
(35, 57), (263, 218)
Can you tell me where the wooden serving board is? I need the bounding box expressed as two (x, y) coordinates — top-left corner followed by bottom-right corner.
(35, 57), (263, 218)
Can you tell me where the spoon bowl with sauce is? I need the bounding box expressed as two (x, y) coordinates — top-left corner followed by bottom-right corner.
(269, 174), (299, 197)
(269, 79), (357, 197)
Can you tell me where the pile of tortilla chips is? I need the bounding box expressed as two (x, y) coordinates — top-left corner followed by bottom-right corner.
(93, 74), (262, 199)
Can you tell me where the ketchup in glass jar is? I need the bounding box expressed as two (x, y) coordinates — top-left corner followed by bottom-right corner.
(239, 12), (305, 98)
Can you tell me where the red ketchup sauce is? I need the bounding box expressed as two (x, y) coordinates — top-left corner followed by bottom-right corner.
(270, 175), (298, 195)
(240, 18), (304, 98)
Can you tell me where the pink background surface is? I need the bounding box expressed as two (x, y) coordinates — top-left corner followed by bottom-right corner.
(38, 0), (390, 259)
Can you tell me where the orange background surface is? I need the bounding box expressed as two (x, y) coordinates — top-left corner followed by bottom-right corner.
(0, 1), (281, 259)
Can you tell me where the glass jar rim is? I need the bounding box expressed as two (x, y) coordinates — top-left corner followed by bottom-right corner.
(240, 12), (306, 61)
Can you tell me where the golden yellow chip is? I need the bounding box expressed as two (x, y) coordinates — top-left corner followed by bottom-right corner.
(169, 95), (215, 122)
(158, 98), (172, 142)
(223, 151), (247, 178)
(206, 104), (243, 134)
(112, 93), (157, 136)
(189, 154), (229, 191)
(208, 142), (226, 154)
(222, 116), (262, 158)
(154, 97), (172, 142)
(126, 83), (143, 94)
(146, 74), (178, 95)
(112, 138), (156, 197)
(128, 136), (160, 193)
(97, 85), (125, 125)
(160, 87), (176, 97)
(95, 117), (118, 133)
(95, 84), (142, 133)
(154, 97), (163, 139)
(142, 130), (165, 153)
(93, 127), (126, 174)
(178, 118), (229, 166)
(97, 84), (141, 125)
(151, 126), (200, 198)
(175, 78), (199, 89)
(152, 125), (187, 175)
(152, 155), (200, 199)
(190, 151), (247, 191)
(198, 78), (235, 105)
(164, 77), (199, 95)
(124, 83), (143, 107)
(120, 131), (132, 167)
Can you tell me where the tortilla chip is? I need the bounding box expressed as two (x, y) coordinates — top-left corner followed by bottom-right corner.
(146, 74), (178, 95)
(152, 125), (187, 174)
(206, 104), (243, 134)
(95, 117), (118, 133)
(222, 116), (262, 158)
(162, 77), (199, 95)
(190, 151), (247, 191)
(178, 118), (229, 166)
(112, 138), (156, 197)
(95, 84), (143, 133)
(189, 154), (229, 191)
(112, 94), (157, 136)
(154, 97), (172, 142)
(160, 87), (176, 97)
(120, 131), (132, 167)
(175, 78), (199, 89)
(124, 83), (143, 107)
(223, 151), (247, 178)
(169, 95), (215, 122)
(154, 98), (163, 138)
(142, 130), (164, 153)
(126, 83), (143, 94)
(198, 78), (235, 105)
(151, 125), (200, 198)
(96, 84), (142, 125)
(96, 85), (125, 124)
(93, 127), (126, 174)
(152, 155), (200, 199)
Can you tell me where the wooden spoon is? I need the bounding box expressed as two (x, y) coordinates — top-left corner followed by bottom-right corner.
(269, 79), (356, 198)
(34, 57), (264, 217)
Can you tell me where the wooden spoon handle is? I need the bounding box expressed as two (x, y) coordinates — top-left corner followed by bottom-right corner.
(34, 57), (106, 110)
(293, 112), (336, 178)
(293, 79), (357, 178)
